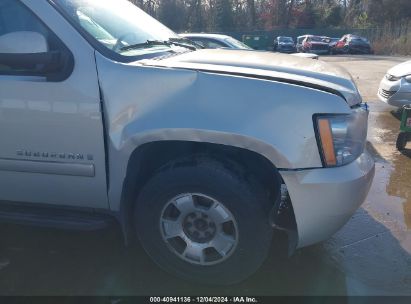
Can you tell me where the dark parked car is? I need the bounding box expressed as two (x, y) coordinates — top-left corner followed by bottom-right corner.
(333, 34), (373, 54)
(273, 36), (296, 53)
(301, 35), (330, 55)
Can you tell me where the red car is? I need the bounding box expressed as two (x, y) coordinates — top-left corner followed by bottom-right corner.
(301, 35), (330, 55)
(332, 34), (373, 55)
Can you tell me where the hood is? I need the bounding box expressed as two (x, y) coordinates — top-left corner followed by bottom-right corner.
(388, 60), (411, 77)
(141, 49), (361, 106)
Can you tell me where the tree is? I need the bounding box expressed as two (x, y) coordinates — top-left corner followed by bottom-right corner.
(158, 0), (186, 31)
(187, 0), (205, 32)
(246, 0), (256, 29)
(129, 0), (411, 32)
(214, 0), (234, 31)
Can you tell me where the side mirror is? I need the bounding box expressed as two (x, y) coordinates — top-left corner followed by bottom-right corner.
(0, 31), (72, 80)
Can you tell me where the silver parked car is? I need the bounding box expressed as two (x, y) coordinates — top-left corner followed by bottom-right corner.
(378, 60), (411, 107)
(0, 0), (374, 285)
(179, 33), (253, 50)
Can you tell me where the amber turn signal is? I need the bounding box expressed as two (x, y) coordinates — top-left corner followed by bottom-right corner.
(318, 118), (337, 166)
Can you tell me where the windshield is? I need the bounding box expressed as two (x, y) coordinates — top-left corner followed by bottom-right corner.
(53, 0), (181, 57)
(279, 37), (293, 43)
(224, 37), (252, 50)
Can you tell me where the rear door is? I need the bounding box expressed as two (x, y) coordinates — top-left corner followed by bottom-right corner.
(0, 0), (108, 209)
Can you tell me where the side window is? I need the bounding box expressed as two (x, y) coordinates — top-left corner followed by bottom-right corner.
(189, 38), (205, 48)
(203, 39), (227, 49)
(0, 0), (73, 80)
(190, 38), (226, 49)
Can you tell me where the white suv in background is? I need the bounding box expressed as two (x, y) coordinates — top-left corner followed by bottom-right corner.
(378, 60), (411, 107)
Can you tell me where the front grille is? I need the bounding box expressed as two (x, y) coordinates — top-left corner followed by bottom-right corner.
(379, 88), (397, 99)
(278, 46), (294, 52)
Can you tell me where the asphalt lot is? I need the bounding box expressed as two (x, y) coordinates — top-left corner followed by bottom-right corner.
(0, 55), (410, 296)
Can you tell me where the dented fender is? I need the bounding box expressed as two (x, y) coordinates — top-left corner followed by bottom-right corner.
(95, 52), (350, 211)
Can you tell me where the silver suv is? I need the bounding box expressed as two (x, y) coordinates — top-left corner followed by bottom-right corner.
(0, 0), (375, 284)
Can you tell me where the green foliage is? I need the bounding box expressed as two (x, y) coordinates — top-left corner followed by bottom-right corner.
(317, 4), (343, 27)
(356, 12), (373, 29)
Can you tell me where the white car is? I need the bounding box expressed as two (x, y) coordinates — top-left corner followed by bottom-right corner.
(179, 33), (253, 50)
(0, 0), (374, 284)
(378, 60), (411, 107)
(182, 33), (319, 59)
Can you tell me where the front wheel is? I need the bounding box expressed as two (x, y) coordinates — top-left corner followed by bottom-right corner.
(134, 157), (274, 285)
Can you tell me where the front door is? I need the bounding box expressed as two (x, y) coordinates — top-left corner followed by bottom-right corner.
(0, 0), (108, 209)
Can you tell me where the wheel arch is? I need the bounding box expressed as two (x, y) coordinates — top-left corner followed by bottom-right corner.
(116, 139), (290, 246)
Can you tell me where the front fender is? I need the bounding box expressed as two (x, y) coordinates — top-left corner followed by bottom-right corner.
(95, 52), (350, 211)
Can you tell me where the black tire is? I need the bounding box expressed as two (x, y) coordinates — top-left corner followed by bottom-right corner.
(396, 132), (408, 151)
(134, 156), (274, 285)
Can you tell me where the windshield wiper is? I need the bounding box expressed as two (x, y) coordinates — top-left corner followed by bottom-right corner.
(120, 39), (197, 52)
(120, 40), (171, 52)
(168, 38), (202, 50)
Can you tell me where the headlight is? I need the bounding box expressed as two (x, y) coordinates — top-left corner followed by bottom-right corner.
(315, 105), (369, 167)
(405, 75), (411, 83)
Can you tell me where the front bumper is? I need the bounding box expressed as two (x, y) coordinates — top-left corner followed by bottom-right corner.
(378, 77), (411, 107)
(280, 151), (375, 249)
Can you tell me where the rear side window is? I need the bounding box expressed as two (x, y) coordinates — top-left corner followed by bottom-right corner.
(0, 0), (72, 79)
(195, 38), (227, 49)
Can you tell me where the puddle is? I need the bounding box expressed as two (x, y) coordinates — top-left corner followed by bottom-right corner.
(388, 156), (411, 230)
(367, 108), (411, 230)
